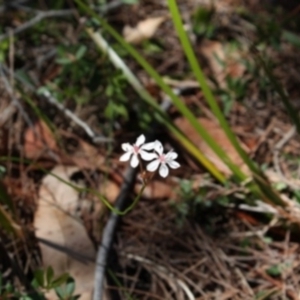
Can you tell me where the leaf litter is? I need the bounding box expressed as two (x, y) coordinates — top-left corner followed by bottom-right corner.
(2, 0), (300, 299)
(123, 16), (167, 45)
(34, 165), (96, 299)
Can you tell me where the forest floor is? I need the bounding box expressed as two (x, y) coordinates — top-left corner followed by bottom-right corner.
(1, 0), (300, 299)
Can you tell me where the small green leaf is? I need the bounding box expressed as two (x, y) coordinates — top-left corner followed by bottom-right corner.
(114, 103), (128, 119)
(46, 266), (54, 287)
(192, 6), (215, 37)
(75, 45), (87, 60)
(34, 269), (45, 288)
(283, 30), (300, 49)
(55, 277), (76, 299)
(55, 286), (65, 299)
(217, 196), (230, 205)
(0, 165), (5, 177)
(20, 296), (34, 300)
(15, 69), (35, 88)
(51, 273), (69, 288)
(104, 101), (114, 119)
(273, 181), (287, 191)
(0, 40), (8, 63)
(122, 0), (138, 4)
(56, 57), (73, 65)
(262, 236), (272, 244)
(36, 86), (50, 96)
(65, 278), (76, 296)
(294, 190), (300, 203)
(255, 289), (275, 299)
(266, 264), (281, 276)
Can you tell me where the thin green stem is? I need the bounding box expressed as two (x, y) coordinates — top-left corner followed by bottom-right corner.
(0, 156), (144, 215)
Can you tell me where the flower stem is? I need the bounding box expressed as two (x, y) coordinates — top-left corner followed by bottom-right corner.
(117, 184), (146, 215)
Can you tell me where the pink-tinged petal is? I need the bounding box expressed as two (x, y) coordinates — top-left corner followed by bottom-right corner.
(140, 150), (157, 161)
(122, 143), (132, 152)
(154, 140), (164, 155)
(146, 159), (160, 172)
(135, 134), (145, 147)
(120, 151), (132, 162)
(167, 160), (180, 169)
(166, 151), (178, 160)
(159, 163), (169, 178)
(130, 154), (139, 168)
(141, 141), (155, 151)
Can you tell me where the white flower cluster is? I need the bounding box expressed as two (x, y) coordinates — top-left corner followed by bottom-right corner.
(120, 134), (180, 178)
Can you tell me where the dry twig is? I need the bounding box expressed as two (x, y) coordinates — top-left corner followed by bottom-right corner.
(0, 65), (33, 128)
(93, 167), (137, 300)
(2, 65), (112, 144)
(0, 9), (74, 42)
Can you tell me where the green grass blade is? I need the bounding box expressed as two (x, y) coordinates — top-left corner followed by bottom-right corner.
(167, 0), (287, 205)
(167, 0), (260, 174)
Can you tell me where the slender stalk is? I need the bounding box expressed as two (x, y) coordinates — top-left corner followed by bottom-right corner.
(0, 156), (153, 215)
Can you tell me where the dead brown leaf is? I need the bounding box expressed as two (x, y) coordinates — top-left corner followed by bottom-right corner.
(24, 120), (58, 159)
(99, 179), (120, 203)
(68, 138), (105, 170)
(175, 117), (249, 176)
(34, 165), (96, 300)
(200, 40), (246, 88)
(136, 180), (177, 199)
(123, 16), (166, 45)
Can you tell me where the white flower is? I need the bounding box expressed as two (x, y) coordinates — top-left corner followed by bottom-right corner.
(120, 134), (157, 168)
(146, 140), (180, 178)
